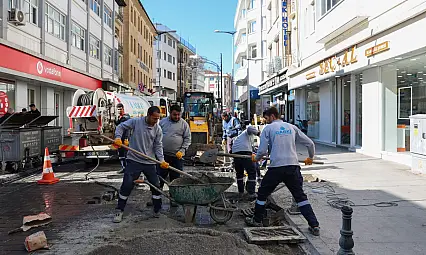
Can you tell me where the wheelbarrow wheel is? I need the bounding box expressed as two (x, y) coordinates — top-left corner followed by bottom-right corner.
(209, 200), (233, 224)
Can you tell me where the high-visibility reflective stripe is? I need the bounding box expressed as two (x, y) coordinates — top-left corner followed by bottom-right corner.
(247, 179), (257, 182)
(236, 178), (244, 181)
(152, 195), (161, 200)
(119, 194), (128, 200)
(256, 200), (266, 205)
(119, 157), (126, 160)
(298, 200), (310, 207)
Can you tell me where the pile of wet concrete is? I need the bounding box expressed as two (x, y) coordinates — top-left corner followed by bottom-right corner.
(86, 228), (274, 255)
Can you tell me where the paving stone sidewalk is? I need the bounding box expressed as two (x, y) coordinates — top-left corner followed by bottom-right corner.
(272, 144), (426, 255)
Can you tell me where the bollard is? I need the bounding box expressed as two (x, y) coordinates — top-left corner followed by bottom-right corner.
(337, 206), (355, 255)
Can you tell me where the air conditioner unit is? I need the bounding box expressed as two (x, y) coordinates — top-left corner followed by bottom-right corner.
(8, 9), (25, 26)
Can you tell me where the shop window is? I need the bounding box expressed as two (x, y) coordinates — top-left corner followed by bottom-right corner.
(104, 45), (112, 66)
(71, 22), (86, 51)
(355, 74), (363, 146)
(306, 88), (320, 139)
(45, 3), (66, 40)
(89, 35), (100, 59)
(0, 80), (15, 115)
(24, 0), (38, 25)
(320, 0), (342, 17)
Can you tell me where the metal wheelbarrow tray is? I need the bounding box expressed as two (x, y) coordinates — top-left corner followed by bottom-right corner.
(137, 175), (238, 224)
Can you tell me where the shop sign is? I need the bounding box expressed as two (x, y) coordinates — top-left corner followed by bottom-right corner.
(319, 46), (358, 75)
(260, 73), (287, 93)
(282, 1), (289, 46)
(365, 41), (390, 57)
(0, 45), (101, 90)
(0, 92), (9, 115)
(136, 59), (149, 72)
(306, 72), (316, 80)
(209, 84), (215, 88)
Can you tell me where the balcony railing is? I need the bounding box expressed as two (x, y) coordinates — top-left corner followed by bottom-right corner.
(116, 9), (124, 22)
(266, 55), (294, 76)
(118, 43), (124, 54)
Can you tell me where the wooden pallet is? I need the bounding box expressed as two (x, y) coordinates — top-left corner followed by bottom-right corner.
(243, 226), (306, 244)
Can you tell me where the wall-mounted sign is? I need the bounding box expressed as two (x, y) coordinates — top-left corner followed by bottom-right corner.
(282, 1), (288, 46)
(259, 72), (287, 93)
(306, 72), (316, 80)
(365, 41), (390, 57)
(319, 46), (358, 75)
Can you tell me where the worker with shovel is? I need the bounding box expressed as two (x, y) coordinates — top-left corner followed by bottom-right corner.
(113, 106), (170, 223)
(231, 125), (260, 200)
(246, 107), (320, 236)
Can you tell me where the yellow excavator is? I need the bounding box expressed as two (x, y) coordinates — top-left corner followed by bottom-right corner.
(183, 91), (219, 158)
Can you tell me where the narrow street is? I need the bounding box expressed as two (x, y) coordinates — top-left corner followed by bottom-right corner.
(0, 160), (306, 255)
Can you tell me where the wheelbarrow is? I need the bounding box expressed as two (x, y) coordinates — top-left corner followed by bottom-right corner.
(135, 175), (238, 224)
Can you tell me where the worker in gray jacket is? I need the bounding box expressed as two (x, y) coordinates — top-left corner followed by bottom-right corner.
(246, 107), (320, 236)
(113, 106), (170, 223)
(159, 104), (191, 186)
(231, 125), (260, 199)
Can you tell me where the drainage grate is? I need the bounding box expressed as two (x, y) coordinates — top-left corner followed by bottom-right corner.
(243, 226), (306, 244)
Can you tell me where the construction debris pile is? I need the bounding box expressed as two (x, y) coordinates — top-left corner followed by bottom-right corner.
(86, 228), (274, 255)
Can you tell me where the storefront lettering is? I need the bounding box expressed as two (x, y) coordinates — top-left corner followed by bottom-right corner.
(319, 46), (357, 75)
(365, 41), (390, 57)
(306, 72), (316, 80)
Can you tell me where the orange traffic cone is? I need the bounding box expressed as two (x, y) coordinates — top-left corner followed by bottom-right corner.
(38, 148), (60, 185)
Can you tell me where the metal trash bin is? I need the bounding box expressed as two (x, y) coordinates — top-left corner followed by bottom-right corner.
(28, 116), (62, 154)
(0, 113), (41, 171)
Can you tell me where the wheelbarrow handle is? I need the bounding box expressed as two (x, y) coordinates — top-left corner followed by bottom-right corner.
(134, 179), (175, 202)
(99, 135), (206, 183)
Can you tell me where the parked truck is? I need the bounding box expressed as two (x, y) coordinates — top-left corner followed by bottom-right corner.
(60, 88), (151, 161)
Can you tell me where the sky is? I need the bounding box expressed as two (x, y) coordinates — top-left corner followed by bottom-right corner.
(140, 0), (238, 74)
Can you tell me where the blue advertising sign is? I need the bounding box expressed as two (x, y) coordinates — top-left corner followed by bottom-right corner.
(282, 1), (288, 46)
(250, 89), (260, 100)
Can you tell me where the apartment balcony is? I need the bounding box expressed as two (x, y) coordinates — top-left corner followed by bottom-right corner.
(234, 43), (247, 63)
(265, 55), (293, 77)
(118, 43), (124, 54)
(116, 9), (124, 22)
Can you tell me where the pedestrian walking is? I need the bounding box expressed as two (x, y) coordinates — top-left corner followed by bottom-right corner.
(113, 106), (169, 223)
(115, 103), (130, 174)
(231, 125), (260, 200)
(246, 107), (320, 236)
(222, 112), (241, 153)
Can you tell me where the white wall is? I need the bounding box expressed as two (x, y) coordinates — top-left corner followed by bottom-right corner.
(382, 67), (398, 152)
(361, 67), (382, 157)
(15, 80), (28, 111)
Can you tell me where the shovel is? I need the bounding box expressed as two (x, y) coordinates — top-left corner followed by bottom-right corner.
(199, 149), (324, 165)
(99, 135), (206, 184)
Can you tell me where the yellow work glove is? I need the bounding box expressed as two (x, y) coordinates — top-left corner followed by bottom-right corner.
(123, 139), (129, 146)
(114, 138), (123, 148)
(222, 139), (227, 146)
(304, 157), (313, 166)
(252, 154), (258, 162)
(176, 151), (183, 160)
(160, 161), (169, 169)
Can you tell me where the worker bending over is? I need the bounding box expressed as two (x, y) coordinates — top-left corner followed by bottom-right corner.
(115, 103), (130, 173)
(113, 106), (169, 223)
(246, 107), (320, 236)
(231, 125), (260, 200)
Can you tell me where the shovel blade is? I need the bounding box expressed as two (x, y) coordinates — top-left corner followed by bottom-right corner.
(199, 148), (219, 164)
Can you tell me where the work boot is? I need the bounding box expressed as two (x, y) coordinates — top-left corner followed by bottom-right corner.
(244, 217), (263, 227)
(113, 210), (123, 223)
(309, 226), (320, 236)
(146, 201), (153, 207)
(153, 211), (161, 218)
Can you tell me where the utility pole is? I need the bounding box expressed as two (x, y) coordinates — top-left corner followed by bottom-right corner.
(220, 53), (223, 113)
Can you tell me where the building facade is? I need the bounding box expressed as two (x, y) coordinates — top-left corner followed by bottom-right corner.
(204, 70), (232, 111)
(153, 23), (178, 100)
(122, 0), (155, 94)
(289, 0), (426, 167)
(0, 0), (125, 132)
(176, 37), (196, 102)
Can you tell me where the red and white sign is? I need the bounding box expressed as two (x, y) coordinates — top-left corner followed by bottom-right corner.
(0, 92), (9, 115)
(0, 44), (101, 90)
(67, 105), (97, 118)
(209, 84), (215, 89)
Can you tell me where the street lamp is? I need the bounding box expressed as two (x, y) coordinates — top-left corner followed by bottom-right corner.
(214, 30), (236, 112)
(156, 29), (176, 97)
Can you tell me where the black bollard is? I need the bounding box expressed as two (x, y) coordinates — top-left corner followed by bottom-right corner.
(337, 206), (355, 255)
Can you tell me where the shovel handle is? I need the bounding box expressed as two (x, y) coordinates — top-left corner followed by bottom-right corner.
(99, 135), (206, 183)
(134, 179), (175, 202)
(218, 152), (324, 165)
